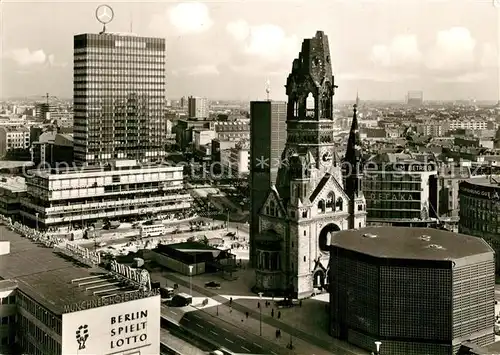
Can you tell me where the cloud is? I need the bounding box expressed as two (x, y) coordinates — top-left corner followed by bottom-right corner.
(180, 65), (219, 76)
(434, 72), (487, 83)
(338, 71), (418, 83)
(5, 48), (47, 66)
(226, 20), (299, 62)
(167, 2), (213, 35)
(425, 27), (476, 71)
(369, 34), (422, 67)
(226, 20), (250, 42)
(47, 54), (67, 68)
(480, 43), (496, 68)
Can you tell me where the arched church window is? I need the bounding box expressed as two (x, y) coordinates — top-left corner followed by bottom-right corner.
(318, 200), (326, 213)
(269, 201), (275, 216)
(326, 192), (335, 210)
(306, 93), (315, 118)
(322, 94), (331, 119)
(293, 100), (299, 117)
(336, 198), (343, 211)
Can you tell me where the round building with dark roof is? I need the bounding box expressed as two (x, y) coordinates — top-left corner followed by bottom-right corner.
(328, 227), (495, 355)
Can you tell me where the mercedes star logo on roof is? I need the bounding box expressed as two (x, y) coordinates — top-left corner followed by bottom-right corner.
(96, 4), (114, 25)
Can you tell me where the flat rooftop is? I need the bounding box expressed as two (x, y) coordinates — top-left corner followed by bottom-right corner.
(464, 176), (500, 189)
(0, 176), (26, 193)
(0, 225), (141, 315)
(330, 227), (493, 261)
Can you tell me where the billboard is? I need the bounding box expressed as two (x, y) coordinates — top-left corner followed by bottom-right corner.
(62, 295), (160, 355)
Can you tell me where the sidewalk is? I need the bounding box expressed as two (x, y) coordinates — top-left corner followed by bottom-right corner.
(162, 272), (368, 355)
(193, 295), (330, 355)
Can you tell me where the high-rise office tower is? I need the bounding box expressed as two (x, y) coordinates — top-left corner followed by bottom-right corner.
(249, 100), (287, 267)
(188, 96), (209, 120)
(407, 90), (423, 106)
(73, 33), (166, 165)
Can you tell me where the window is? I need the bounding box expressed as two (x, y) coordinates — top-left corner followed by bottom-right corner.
(304, 230), (306, 236)
(303, 256), (306, 262)
(318, 200), (326, 213)
(326, 192), (335, 210)
(336, 198), (343, 211)
(358, 204), (363, 211)
(112, 175), (120, 183)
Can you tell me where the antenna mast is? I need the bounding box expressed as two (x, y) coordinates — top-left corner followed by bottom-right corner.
(265, 79), (270, 101)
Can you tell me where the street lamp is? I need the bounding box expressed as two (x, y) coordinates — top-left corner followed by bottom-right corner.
(188, 265), (193, 298)
(374, 341), (382, 355)
(258, 292), (263, 336)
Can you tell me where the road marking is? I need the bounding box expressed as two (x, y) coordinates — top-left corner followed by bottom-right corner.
(184, 318), (190, 322)
(222, 327), (229, 332)
(196, 324), (203, 328)
(225, 338), (234, 343)
(207, 320), (215, 325)
(236, 335), (245, 340)
(253, 343), (262, 348)
(271, 352), (278, 355)
(210, 330), (218, 335)
(241, 346), (250, 352)
(193, 314), (201, 319)
(169, 310), (177, 315)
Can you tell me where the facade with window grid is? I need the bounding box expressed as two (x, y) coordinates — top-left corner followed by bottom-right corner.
(20, 161), (191, 230)
(73, 33), (166, 165)
(329, 243), (495, 355)
(459, 178), (500, 273)
(361, 154), (438, 227)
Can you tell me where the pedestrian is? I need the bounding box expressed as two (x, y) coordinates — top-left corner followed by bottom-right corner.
(245, 311), (249, 319)
(229, 297), (233, 306)
(278, 329), (281, 338)
(277, 311), (281, 319)
(271, 309), (274, 317)
(299, 300), (302, 307)
(275, 329), (279, 339)
(257, 301), (260, 309)
(265, 301), (268, 308)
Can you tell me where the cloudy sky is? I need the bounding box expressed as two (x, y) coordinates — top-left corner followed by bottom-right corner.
(1, 0), (499, 101)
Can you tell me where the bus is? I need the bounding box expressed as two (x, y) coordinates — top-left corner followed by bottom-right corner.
(139, 223), (166, 238)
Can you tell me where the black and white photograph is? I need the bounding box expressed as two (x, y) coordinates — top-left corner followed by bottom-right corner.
(1, 0), (500, 354)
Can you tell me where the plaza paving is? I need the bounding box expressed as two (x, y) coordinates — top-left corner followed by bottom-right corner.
(154, 264), (370, 355)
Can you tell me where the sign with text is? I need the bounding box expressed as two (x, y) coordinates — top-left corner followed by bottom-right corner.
(62, 295), (160, 355)
(61, 241), (101, 266)
(460, 182), (500, 201)
(110, 260), (151, 291)
(369, 192), (419, 201)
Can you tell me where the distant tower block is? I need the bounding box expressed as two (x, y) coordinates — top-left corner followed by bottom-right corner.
(407, 90), (423, 106)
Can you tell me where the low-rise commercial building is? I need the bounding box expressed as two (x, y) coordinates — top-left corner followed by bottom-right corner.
(0, 221), (160, 355)
(0, 177), (26, 217)
(149, 241), (236, 276)
(0, 126), (30, 157)
(459, 177), (500, 272)
(362, 153), (439, 227)
(329, 227), (495, 355)
(20, 160), (192, 232)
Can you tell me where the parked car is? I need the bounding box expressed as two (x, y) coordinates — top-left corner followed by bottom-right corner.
(205, 281), (221, 290)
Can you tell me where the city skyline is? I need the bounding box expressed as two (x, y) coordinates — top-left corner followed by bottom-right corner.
(1, 0), (499, 101)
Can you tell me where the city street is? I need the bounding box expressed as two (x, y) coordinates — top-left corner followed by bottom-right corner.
(174, 310), (275, 354)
